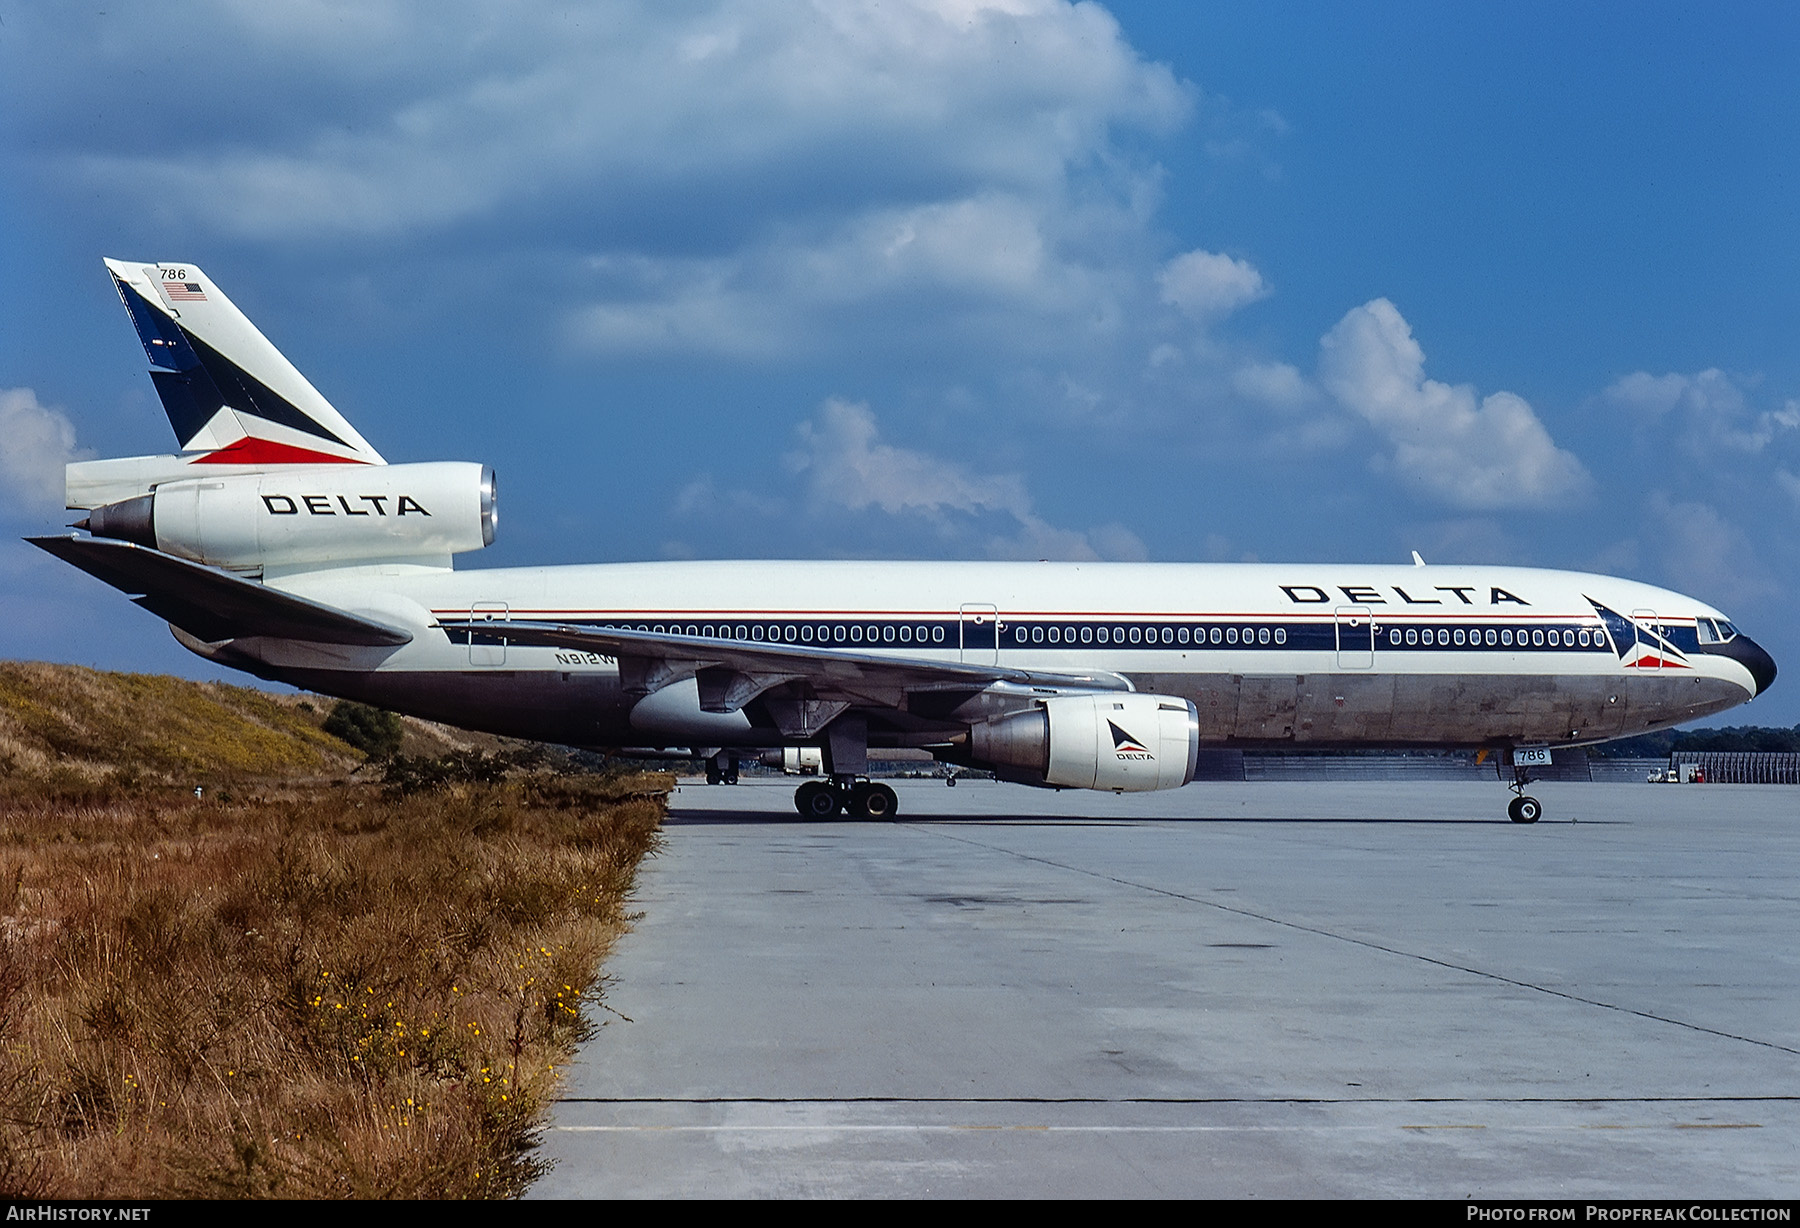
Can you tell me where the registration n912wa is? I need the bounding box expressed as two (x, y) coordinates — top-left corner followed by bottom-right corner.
(34, 260), (1777, 823)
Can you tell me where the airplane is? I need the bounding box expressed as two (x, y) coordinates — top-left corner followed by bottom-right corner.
(31, 260), (1778, 823)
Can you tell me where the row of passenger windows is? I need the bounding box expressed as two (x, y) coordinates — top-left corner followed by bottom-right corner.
(1012, 623), (1283, 646)
(606, 622), (946, 644)
(1005, 623), (1599, 649)
(1389, 626), (1602, 649)
(601, 620), (1289, 646)
(607, 621), (1295, 647)
(594, 620), (1604, 650)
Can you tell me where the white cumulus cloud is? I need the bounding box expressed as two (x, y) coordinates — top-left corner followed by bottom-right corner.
(8, 2), (1199, 368)
(1644, 492), (1779, 609)
(1157, 249), (1269, 317)
(0, 388), (84, 513)
(37, 0), (1189, 243)
(785, 398), (1145, 559)
(1602, 368), (1800, 454)
(1318, 299), (1590, 510)
(1776, 469), (1800, 510)
(1231, 360), (1313, 410)
(569, 191), (1099, 358)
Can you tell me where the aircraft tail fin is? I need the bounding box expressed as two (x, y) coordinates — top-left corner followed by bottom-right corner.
(103, 259), (384, 466)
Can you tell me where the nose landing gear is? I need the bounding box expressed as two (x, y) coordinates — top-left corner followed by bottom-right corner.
(1506, 760), (1542, 824)
(793, 778), (899, 819)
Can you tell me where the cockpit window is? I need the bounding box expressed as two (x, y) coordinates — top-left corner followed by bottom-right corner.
(1698, 618), (1738, 644)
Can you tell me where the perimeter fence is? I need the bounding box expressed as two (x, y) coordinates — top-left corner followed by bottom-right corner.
(1670, 751), (1800, 784)
(865, 750), (1796, 784)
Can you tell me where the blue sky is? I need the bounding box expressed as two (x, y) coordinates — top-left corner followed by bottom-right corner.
(3, 1), (1797, 724)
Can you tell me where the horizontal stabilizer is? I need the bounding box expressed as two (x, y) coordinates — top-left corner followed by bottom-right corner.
(29, 535), (412, 647)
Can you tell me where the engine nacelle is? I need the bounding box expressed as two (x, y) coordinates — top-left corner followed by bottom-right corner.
(83, 461), (496, 571)
(969, 693), (1201, 792)
(759, 747), (824, 775)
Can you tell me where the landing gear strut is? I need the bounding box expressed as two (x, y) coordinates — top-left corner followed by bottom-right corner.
(1506, 763), (1542, 824)
(793, 777), (899, 820)
(704, 751), (739, 786)
(792, 716), (897, 819)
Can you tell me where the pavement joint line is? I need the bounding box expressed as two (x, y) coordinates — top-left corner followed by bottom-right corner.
(554, 1095), (1800, 1106)
(549, 1123), (1763, 1133)
(898, 822), (1800, 1058)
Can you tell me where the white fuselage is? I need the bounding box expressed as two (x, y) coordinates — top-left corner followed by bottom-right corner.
(189, 558), (1766, 754)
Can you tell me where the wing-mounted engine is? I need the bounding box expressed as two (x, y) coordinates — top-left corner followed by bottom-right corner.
(969, 693), (1201, 792)
(80, 461), (496, 572)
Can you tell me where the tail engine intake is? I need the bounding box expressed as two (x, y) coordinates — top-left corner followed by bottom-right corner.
(80, 461), (496, 571)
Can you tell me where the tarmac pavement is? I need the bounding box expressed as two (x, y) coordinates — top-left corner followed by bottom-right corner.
(530, 777), (1799, 1198)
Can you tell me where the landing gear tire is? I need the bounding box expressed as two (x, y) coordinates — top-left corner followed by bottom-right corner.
(858, 783), (898, 820)
(706, 762), (722, 785)
(1508, 795), (1542, 824)
(796, 781), (841, 819)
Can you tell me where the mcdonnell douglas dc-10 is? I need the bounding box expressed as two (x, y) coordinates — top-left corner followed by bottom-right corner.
(33, 261), (1777, 822)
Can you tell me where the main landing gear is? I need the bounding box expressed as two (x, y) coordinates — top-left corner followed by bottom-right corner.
(794, 778), (899, 820)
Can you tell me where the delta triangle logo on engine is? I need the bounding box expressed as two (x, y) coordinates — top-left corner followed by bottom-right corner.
(1109, 720), (1154, 761)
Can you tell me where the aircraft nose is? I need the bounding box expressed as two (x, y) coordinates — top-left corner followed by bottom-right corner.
(1725, 634), (1778, 697)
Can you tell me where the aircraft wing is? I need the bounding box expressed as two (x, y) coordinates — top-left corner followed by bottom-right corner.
(438, 617), (1132, 712)
(29, 535), (413, 647)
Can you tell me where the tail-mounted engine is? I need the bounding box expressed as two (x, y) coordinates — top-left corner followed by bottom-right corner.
(969, 693), (1201, 792)
(80, 461), (496, 572)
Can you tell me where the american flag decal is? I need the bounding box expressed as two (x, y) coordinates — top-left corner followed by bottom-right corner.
(162, 279), (207, 302)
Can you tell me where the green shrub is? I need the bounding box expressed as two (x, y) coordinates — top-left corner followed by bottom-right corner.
(382, 750), (519, 796)
(322, 701), (405, 759)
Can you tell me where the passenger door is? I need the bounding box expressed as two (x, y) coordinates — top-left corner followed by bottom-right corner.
(1335, 606), (1374, 670)
(1632, 607), (1661, 669)
(470, 601), (510, 667)
(960, 603), (999, 666)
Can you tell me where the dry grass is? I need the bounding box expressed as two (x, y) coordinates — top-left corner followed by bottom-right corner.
(0, 774), (667, 1197)
(0, 663), (670, 1198)
(0, 662), (358, 788)
(0, 662), (544, 791)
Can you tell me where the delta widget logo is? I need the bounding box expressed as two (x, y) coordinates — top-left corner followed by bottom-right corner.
(1109, 721), (1155, 761)
(1586, 598), (1690, 670)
